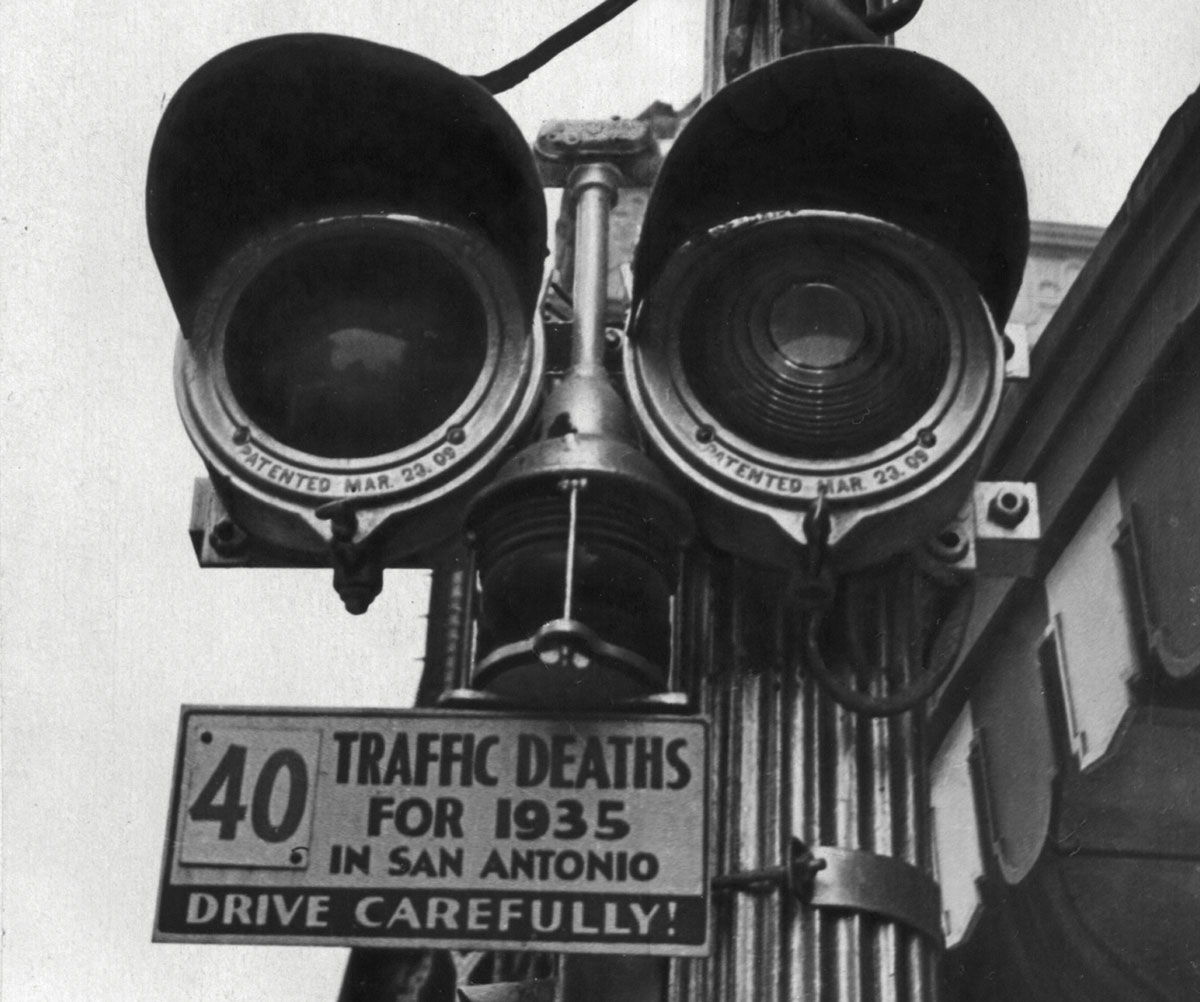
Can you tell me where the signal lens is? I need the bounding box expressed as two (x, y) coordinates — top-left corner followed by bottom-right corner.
(224, 232), (488, 459)
(678, 220), (951, 460)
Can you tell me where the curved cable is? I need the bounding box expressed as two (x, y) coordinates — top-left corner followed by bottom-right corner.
(803, 579), (974, 717)
(472, 0), (643, 94)
(473, 0), (924, 94)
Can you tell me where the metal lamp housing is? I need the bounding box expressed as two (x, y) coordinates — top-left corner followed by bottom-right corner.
(626, 46), (1027, 570)
(148, 34), (547, 562)
(465, 372), (694, 708)
(628, 210), (1003, 569)
(176, 213), (543, 561)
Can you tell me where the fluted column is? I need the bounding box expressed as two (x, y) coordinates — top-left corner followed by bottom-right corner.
(670, 553), (941, 1002)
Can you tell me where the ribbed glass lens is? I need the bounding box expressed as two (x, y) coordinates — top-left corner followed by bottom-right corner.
(473, 493), (675, 668)
(680, 224), (950, 459)
(766, 282), (867, 368)
(225, 232), (487, 458)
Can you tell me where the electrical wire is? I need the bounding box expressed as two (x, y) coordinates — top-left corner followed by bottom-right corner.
(472, 0), (644, 94)
(802, 579), (975, 718)
(473, 0), (923, 94)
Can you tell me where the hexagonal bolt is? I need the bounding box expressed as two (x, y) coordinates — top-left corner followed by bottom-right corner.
(209, 517), (248, 556)
(987, 488), (1031, 529)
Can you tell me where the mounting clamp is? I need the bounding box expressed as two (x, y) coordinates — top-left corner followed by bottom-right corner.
(714, 838), (944, 943)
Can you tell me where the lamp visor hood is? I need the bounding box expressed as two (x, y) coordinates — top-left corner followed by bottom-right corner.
(633, 45), (1028, 326)
(147, 33), (547, 333)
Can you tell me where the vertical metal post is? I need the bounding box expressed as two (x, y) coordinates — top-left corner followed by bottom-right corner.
(686, 14), (938, 1000)
(416, 548), (477, 704)
(672, 560), (940, 1002)
(338, 552), (474, 1002)
(567, 164), (620, 377)
(557, 159), (668, 1002)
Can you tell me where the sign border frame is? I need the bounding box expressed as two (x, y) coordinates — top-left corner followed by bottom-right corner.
(154, 704), (711, 956)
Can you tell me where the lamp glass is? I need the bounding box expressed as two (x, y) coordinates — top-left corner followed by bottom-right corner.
(224, 231), (488, 459)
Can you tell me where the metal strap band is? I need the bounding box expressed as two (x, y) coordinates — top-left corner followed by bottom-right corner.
(805, 846), (944, 944)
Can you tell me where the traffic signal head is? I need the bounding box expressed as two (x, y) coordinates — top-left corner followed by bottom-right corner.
(626, 45), (1028, 570)
(147, 34), (546, 583)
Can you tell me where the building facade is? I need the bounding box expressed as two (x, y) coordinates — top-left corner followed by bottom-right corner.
(930, 85), (1200, 1002)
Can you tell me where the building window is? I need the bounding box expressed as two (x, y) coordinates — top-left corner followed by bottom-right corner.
(1043, 481), (1139, 768)
(931, 705), (984, 946)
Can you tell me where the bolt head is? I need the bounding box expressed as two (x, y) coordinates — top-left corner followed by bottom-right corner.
(988, 488), (1030, 529)
(209, 518), (248, 556)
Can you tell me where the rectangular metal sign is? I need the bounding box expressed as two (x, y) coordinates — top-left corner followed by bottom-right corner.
(156, 707), (709, 955)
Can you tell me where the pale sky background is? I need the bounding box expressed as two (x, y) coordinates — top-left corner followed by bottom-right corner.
(1, 2), (1198, 1000)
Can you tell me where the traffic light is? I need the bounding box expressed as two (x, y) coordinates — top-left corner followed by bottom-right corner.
(625, 45), (1028, 571)
(147, 34), (547, 611)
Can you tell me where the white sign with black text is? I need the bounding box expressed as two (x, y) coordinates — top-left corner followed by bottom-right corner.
(156, 707), (709, 955)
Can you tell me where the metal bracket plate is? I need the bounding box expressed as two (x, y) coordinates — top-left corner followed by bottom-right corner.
(534, 118), (660, 187)
(924, 481), (1042, 578)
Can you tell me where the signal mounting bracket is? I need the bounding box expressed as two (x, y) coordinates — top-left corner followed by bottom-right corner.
(713, 838), (944, 943)
(534, 118), (661, 187)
